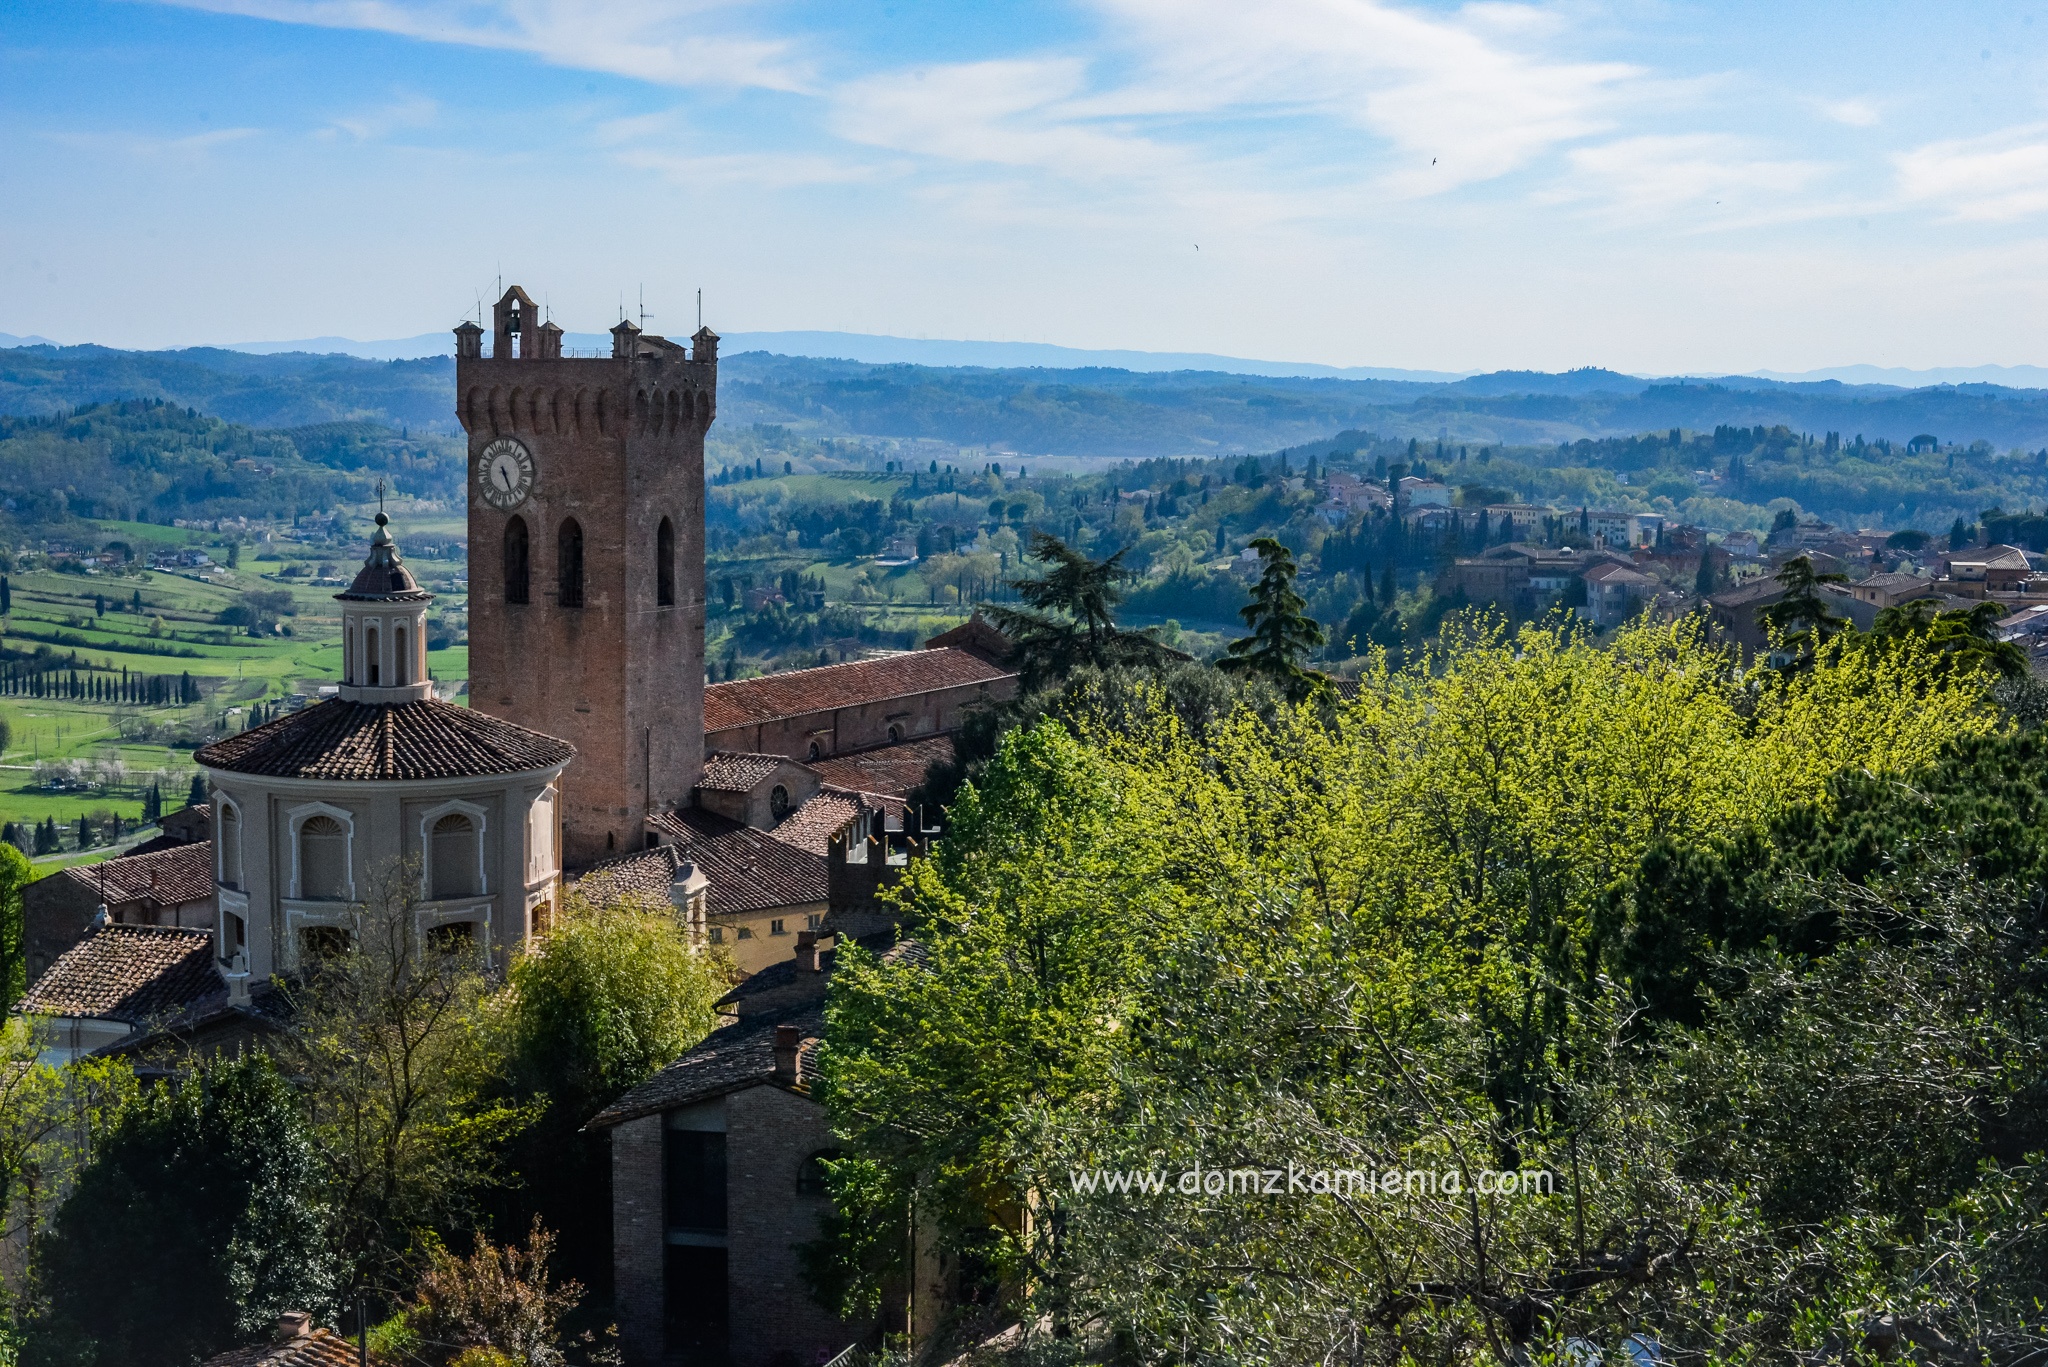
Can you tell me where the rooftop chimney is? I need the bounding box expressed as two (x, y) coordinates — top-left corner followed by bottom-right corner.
(796, 930), (821, 973)
(773, 1024), (802, 1086)
(275, 1311), (312, 1342)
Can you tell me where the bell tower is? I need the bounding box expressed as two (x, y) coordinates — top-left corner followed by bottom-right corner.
(455, 286), (713, 868)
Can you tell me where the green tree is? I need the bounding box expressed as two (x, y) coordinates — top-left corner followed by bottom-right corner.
(278, 862), (532, 1299)
(984, 533), (1173, 689)
(1757, 553), (1848, 660)
(486, 890), (729, 1287)
(25, 1053), (333, 1367)
(1218, 538), (1327, 699)
(0, 842), (34, 1012)
(1869, 597), (2028, 678)
(1695, 545), (1717, 595)
(187, 774), (207, 808)
(1, 576), (10, 615)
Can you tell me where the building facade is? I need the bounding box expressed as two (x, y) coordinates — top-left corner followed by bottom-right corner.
(457, 286), (716, 867)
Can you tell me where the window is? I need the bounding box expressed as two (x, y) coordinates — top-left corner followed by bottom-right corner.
(664, 1130), (727, 1233)
(394, 626), (409, 685)
(218, 802), (241, 891)
(531, 900), (553, 938)
(887, 723), (902, 743)
(366, 626), (381, 686)
(807, 913), (822, 931)
(797, 1148), (842, 1197)
(426, 921), (476, 953)
(431, 813), (479, 899)
(769, 784), (790, 820)
(806, 740), (821, 761)
(736, 926), (753, 940)
(557, 518), (584, 608)
(301, 925), (352, 959)
(225, 911), (246, 955)
(657, 516), (676, 606)
(504, 516), (530, 604)
(770, 918), (786, 936)
(707, 926), (723, 944)
(299, 814), (348, 899)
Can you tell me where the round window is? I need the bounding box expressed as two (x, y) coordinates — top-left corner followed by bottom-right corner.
(770, 784), (790, 819)
(807, 740), (821, 761)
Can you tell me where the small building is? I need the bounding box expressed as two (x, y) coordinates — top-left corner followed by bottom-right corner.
(17, 922), (222, 1064)
(1581, 562), (1662, 627)
(1849, 572), (1936, 610)
(1706, 578), (1881, 662)
(702, 629), (1014, 762)
(22, 839), (217, 987)
(1397, 476), (1451, 509)
(1944, 544), (2035, 597)
(590, 1004), (869, 1367)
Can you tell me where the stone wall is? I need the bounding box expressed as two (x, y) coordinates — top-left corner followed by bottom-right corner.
(610, 1112), (667, 1365)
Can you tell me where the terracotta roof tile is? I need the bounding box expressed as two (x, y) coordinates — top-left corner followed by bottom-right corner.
(586, 1007), (823, 1129)
(703, 647), (1012, 732)
(699, 751), (792, 793)
(54, 840), (215, 908)
(584, 816), (830, 917)
(807, 735), (957, 799)
(197, 699), (573, 781)
(767, 790), (865, 857)
(20, 924), (220, 1024)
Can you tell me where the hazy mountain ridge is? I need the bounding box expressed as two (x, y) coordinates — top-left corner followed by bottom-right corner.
(10, 342), (2048, 457)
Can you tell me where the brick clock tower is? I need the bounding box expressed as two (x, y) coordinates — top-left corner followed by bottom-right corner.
(455, 285), (714, 868)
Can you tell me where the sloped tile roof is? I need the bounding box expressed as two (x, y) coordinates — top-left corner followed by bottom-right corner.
(197, 699), (573, 781)
(767, 789), (865, 857)
(586, 1006), (824, 1129)
(201, 1327), (381, 1367)
(20, 924), (220, 1024)
(807, 735), (957, 799)
(587, 815), (829, 917)
(699, 751), (793, 793)
(703, 647), (1012, 732)
(53, 840), (215, 908)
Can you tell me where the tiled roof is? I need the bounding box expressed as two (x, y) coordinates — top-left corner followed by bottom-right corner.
(808, 735), (957, 799)
(20, 924), (220, 1024)
(197, 699), (573, 781)
(1859, 572), (1930, 591)
(335, 513), (431, 603)
(1709, 579), (1786, 609)
(52, 840), (215, 909)
(584, 815), (829, 917)
(1950, 544), (2032, 571)
(699, 751), (793, 793)
(1583, 563), (1658, 587)
(586, 1006), (823, 1129)
(703, 647), (1013, 732)
(201, 1327), (381, 1367)
(768, 789), (865, 857)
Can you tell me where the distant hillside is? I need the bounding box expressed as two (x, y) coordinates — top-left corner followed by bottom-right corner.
(0, 345), (457, 433)
(11, 342), (2048, 460)
(0, 401), (463, 534)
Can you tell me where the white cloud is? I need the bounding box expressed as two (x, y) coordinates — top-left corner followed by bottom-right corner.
(151, 0), (808, 92)
(46, 127), (260, 159)
(612, 148), (889, 189)
(327, 94), (438, 140)
(1813, 96), (1880, 127)
(1895, 124), (2048, 222)
(1549, 134), (1833, 227)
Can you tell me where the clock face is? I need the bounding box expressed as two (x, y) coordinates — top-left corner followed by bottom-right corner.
(477, 437), (535, 511)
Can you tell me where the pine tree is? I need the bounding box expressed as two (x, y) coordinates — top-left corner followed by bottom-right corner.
(188, 774), (207, 808)
(75, 814), (91, 850)
(1218, 538), (1328, 700)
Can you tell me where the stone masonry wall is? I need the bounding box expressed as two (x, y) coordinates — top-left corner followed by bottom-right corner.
(611, 1113), (666, 1366)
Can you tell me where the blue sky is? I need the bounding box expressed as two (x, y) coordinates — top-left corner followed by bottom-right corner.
(5, 0), (2048, 371)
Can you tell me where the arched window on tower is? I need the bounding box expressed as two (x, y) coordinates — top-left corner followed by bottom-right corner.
(558, 518), (585, 608)
(657, 516), (676, 606)
(299, 814), (348, 900)
(431, 813), (480, 900)
(395, 626), (409, 685)
(366, 626), (380, 686)
(504, 516), (530, 605)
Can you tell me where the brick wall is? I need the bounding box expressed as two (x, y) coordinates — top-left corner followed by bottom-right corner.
(725, 1086), (869, 1367)
(611, 1113), (666, 1366)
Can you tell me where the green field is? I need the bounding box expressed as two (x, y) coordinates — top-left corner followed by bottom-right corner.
(0, 504), (472, 844)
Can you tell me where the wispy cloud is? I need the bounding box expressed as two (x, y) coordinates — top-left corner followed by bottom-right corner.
(1813, 96), (1881, 127)
(152, 0), (808, 92)
(1547, 133), (1835, 228)
(45, 126), (260, 159)
(1895, 124), (2048, 222)
(325, 93), (437, 140)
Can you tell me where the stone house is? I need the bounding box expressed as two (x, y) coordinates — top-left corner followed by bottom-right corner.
(18, 922), (223, 1064)
(1849, 572), (1936, 610)
(22, 839), (216, 987)
(589, 1002), (867, 1367)
(703, 639), (1014, 762)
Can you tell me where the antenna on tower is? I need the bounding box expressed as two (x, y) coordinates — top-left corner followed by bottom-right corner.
(639, 285), (652, 331)
(697, 288), (702, 331)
